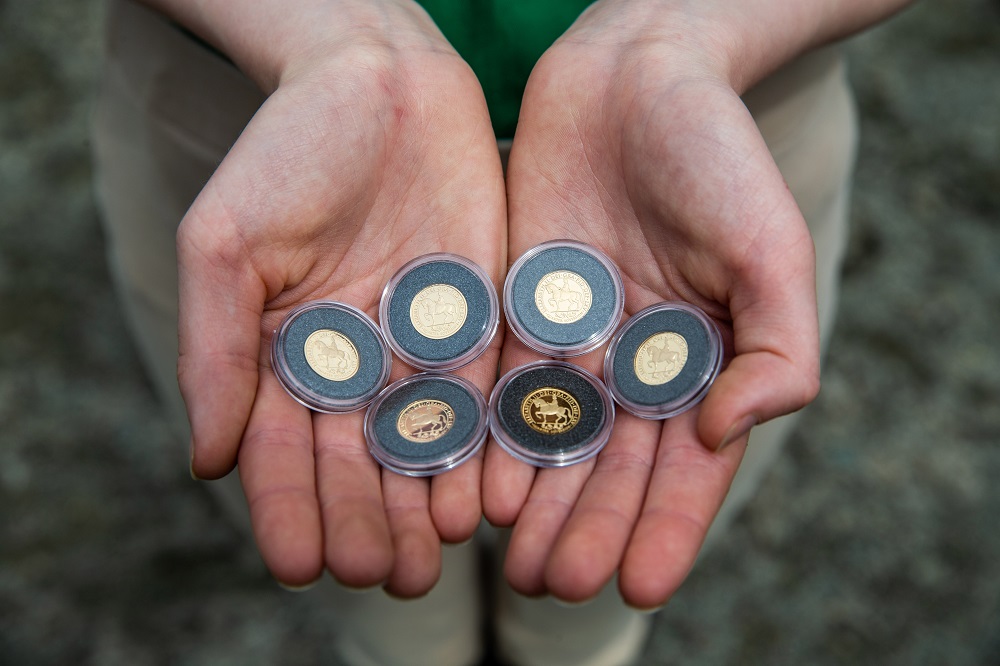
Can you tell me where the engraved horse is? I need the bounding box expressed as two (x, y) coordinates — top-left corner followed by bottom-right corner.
(316, 337), (349, 370)
(420, 290), (457, 326)
(645, 339), (680, 376)
(530, 395), (571, 427)
(406, 408), (448, 437)
(542, 278), (583, 313)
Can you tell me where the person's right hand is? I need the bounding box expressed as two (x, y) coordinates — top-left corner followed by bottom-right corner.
(170, 0), (506, 596)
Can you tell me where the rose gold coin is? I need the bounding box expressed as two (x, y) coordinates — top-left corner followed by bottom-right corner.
(396, 399), (456, 443)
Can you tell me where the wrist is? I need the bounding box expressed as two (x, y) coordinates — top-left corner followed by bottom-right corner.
(137, 0), (453, 93)
(558, 0), (911, 93)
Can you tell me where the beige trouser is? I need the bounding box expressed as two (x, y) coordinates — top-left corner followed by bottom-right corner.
(91, 2), (856, 664)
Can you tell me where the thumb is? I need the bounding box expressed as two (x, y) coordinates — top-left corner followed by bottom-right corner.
(177, 205), (266, 479)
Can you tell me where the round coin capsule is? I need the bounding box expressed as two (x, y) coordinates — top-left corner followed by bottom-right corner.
(365, 373), (488, 476)
(271, 301), (392, 413)
(489, 360), (615, 467)
(504, 240), (625, 357)
(604, 302), (723, 419)
(380, 253), (499, 371)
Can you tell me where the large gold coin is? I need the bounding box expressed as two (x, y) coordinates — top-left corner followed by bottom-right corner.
(634, 332), (688, 386)
(410, 284), (468, 339)
(397, 399), (455, 443)
(534, 271), (592, 324)
(521, 387), (581, 435)
(304, 329), (359, 381)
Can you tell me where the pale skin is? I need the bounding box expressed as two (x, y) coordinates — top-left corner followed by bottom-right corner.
(144, 0), (911, 608)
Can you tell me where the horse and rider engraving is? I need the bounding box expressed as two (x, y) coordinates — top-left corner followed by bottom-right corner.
(411, 285), (467, 339)
(529, 395), (572, 430)
(521, 388), (581, 435)
(635, 332), (687, 385)
(304, 330), (360, 381)
(315, 335), (351, 371)
(645, 338), (681, 376)
(417, 288), (461, 326)
(541, 276), (585, 313)
(534, 271), (593, 325)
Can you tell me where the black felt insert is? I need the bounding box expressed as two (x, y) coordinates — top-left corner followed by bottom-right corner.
(496, 365), (606, 455)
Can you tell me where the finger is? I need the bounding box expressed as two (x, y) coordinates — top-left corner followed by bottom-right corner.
(430, 450), (484, 544)
(618, 410), (745, 610)
(238, 371), (323, 587)
(624, 91), (823, 452)
(503, 461), (594, 597)
(698, 236), (821, 450)
(481, 340), (540, 526)
(313, 411), (394, 589)
(543, 414), (660, 602)
(427, 352), (498, 544)
(382, 471), (442, 598)
(178, 206), (266, 479)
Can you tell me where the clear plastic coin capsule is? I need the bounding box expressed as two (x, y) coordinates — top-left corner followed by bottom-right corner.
(365, 373), (488, 477)
(503, 240), (625, 357)
(603, 302), (723, 419)
(380, 253), (499, 371)
(489, 360), (615, 467)
(271, 301), (392, 413)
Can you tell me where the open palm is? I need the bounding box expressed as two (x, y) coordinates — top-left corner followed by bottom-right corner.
(178, 38), (506, 596)
(484, 25), (820, 609)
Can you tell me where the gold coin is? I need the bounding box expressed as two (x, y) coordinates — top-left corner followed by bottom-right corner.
(410, 284), (469, 340)
(397, 399), (456, 443)
(534, 271), (593, 324)
(521, 387), (581, 435)
(304, 329), (360, 381)
(634, 332), (688, 386)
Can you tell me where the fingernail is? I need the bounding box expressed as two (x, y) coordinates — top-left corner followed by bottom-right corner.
(278, 578), (320, 593)
(189, 438), (201, 481)
(632, 603), (665, 615)
(553, 595), (588, 609)
(718, 414), (758, 452)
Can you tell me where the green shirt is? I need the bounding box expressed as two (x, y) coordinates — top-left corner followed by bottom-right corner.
(417, 1), (593, 138)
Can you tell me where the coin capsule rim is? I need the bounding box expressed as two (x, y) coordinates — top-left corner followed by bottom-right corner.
(488, 359), (615, 468)
(380, 253), (499, 371)
(503, 239), (625, 358)
(364, 372), (489, 477)
(271, 300), (392, 414)
(604, 301), (723, 420)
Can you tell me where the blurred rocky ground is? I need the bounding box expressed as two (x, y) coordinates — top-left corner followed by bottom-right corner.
(1, 1), (998, 664)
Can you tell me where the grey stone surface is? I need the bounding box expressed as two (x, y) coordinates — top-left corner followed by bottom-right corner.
(2, 1), (998, 664)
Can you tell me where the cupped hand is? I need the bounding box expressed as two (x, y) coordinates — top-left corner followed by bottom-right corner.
(484, 2), (821, 609)
(177, 3), (505, 596)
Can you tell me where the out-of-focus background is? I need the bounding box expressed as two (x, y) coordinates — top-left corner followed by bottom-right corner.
(2, 1), (998, 664)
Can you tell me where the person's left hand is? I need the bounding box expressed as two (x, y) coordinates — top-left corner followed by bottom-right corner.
(484, 1), (822, 610)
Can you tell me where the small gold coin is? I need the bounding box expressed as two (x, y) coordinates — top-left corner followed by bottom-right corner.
(410, 284), (469, 340)
(521, 387), (581, 435)
(634, 332), (688, 386)
(534, 271), (592, 324)
(397, 399), (456, 443)
(304, 329), (359, 381)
